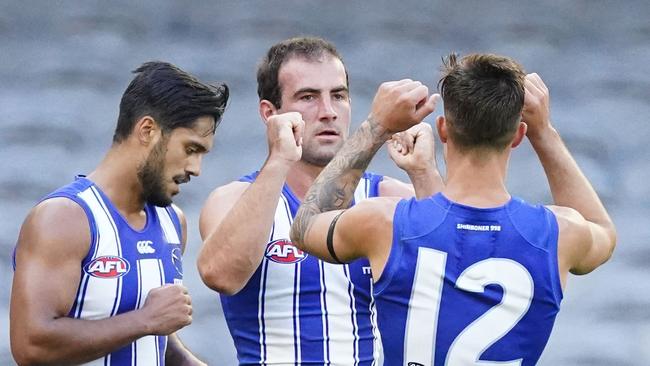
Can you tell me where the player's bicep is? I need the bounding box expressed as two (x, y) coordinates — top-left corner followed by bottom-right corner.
(198, 181), (249, 240)
(300, 210), (354, 263)
(12, 199), (90, 326)
(301, 199), (396, 264)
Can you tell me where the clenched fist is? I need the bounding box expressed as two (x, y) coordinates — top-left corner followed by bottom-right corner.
(265, 112), (305, 165)
(522, 73), (552, 139)
(388, 122), (436, 175)
(141, 284), (193, 336)
(368, 79), (438, 133)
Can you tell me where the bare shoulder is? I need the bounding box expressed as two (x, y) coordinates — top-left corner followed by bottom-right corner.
(203, 181), (251, 208)
(378, 175), (414, 198)
(16, 197), (90, 263)
(546, 205), (589, 233)
(199, 181), (251, 237)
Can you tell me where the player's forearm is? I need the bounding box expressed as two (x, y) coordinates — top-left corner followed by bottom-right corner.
(407, 167), (444, 199)
(529, 126), (614, 231)
(198, 159), (290, 294)
(12, 310), (149, 365)
(292, 118), (391, 247)
(165, 333), (206, 366)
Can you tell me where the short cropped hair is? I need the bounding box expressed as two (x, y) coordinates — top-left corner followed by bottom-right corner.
(438, 53), (525, 151)
(257, 36), (348, 108)
(113, 61), (229, 143)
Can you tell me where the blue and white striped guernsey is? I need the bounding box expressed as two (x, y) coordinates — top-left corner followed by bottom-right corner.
(221, 171), (384, 365)
(34, 176), (184, 365)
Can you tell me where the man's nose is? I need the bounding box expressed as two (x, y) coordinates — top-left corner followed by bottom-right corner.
(187, 154), (202, 177)
(319, 98), (338, 122)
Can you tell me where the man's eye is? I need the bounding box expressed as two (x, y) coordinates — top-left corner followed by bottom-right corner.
(301, 95), (315, 101)
(333, 93), (346, 101)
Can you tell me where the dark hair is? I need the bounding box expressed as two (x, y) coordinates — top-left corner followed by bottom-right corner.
(113, 61), (229, 143)
(257, 36), (348, 108)
(438, 53), (525, 151)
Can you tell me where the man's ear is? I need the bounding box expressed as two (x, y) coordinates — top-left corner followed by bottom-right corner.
(436, 115), (448, 144)
(259, 100), (278, 125)
(510, 121), (528, 148)
(133, 116), (160, 145)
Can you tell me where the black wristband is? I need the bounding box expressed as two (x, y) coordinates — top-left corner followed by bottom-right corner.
(326, 211), (346, 264)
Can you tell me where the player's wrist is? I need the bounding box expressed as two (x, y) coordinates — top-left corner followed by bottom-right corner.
(527, 123), (557, 144)
(263, 154), (296, 172)
(405, 164), (434, 179)
(365, 116), (395, 141)
(132, 307), (156, 336)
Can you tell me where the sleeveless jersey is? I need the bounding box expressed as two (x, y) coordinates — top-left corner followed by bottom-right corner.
(374, 193), (563, 366)
(221, 171), (385, 365)
(25, 176), (184, 366)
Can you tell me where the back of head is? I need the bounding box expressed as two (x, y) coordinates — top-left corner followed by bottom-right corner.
(438, 53), (525, 152)
(113, 61), (229, 143)
(256, 36), (348, 108)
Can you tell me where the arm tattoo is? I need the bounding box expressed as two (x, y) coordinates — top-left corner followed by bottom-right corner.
(291, 118), (391, 247)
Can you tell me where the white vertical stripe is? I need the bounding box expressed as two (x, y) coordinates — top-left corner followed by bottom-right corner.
(404, 248), (447, 364)
(135, 258), (165, 366)
(77, 188), (120, 321)
(353, 177), (367, 204)
(260, 195), (296, 363)
(323, 262), (355, 365)
(90, 187), (125, 318)
(369, 280), (383, 366)
(154, 335), (161, 366)
(155, 207), (180, 244)
(345, 265), (360, 366)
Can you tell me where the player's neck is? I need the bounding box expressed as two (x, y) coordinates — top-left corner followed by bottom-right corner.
(286, 160), (325, 201)
(442, 149), (511, 208)
(88, 144), (147, 215)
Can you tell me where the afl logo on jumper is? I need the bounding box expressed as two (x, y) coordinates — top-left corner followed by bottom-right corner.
(85, 256), (130, 278)
(265, 239), (307, 264)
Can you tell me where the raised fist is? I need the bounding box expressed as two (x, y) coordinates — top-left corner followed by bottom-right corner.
(388, 122), (436, 175)
(265, 112), (305, 164)
(368, 79), (438, 133)
(522, 73), (552, 138)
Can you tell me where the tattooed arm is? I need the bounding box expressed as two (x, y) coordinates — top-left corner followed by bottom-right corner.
(290, 79), (438, 264)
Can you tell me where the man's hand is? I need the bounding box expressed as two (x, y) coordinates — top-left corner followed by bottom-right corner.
(141, 284), (193, 335)
(368, 79), (438, 133)
(388, 123), (436, 175)
(522, 73), (552, 139)
(265, 112), (305, 164)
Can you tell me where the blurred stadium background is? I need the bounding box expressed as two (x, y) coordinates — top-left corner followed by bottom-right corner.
(1, 1), (649, 364)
